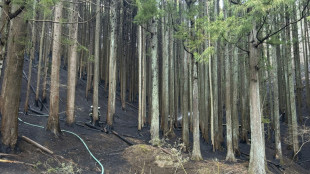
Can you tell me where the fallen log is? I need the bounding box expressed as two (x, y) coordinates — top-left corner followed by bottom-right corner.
(21, 136), (54, 155)
(160, 147), (172, 155)
(0, 153), (18, 157)
(298, 159), (310, 164)
(84, 122), (134, 146)
(0, 159), (35, 167)
(28, 107), (47, 115)
(85, 123), (102, 131)
(111, 130), (134, 146)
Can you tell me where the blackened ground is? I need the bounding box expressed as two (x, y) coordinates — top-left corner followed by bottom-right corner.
(0, 57), (309, 173)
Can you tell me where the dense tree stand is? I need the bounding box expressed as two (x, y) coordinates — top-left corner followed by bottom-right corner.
(0, 0), (310, 173)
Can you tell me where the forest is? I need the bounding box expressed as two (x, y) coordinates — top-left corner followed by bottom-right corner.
(1, 0), (310, 173)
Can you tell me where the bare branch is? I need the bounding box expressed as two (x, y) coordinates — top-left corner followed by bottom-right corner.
(221, 34), (250, 54)
(8, 6), (24, 19)
(257, 0), (310, 46)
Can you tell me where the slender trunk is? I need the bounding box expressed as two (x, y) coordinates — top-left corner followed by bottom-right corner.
(232, 46), (239, 156)
(285, 11), (299, 157)
(182, 51), (190, 150)
(35, 13), (46, 106)
(212, 0), (220, 151)
(192, 60), (202, 161)
(106, 1), (118, 129)
(138, 25), (143, 130)
(46, 2), (63, 136)
(248, 25), (266, 174)
(42, 23), (51, 103)
(142, 27), (147, 125)
(121, 4), (126, 110)
(150, 16), (160, 145)
(272, 44), (283, 162)
(287, 28), (300, 158)
(303, 17), (310, 109)
(0, 1), (10, 80)
(240, 47), (249, 143)
(66, 2), (79, 126)
(168, 16), (175, 137)
(24, 0), (37, 113)
(225, 43), (236, 162)
(162, 16), (169, 136)
(91, 0), (101, 126)
(292, 4), (302, 123)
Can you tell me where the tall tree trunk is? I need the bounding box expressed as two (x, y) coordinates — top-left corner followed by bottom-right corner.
(248, 25), (266, 174)
(292, 4), (303, 123)
(86, 9), (93, 99)
(272, 44), (283, 162)
(211, 0), (220, 151)
(92, 0), (101, 126)
(232, 46), (240, 156)
(106, 0), (118, 130)
(0, 3), (27, 149)
(192, 60), (202, 161)
(142, 26), (147, 126)
(42, 23), (52, 103)
(66, 1), (79, 126)
(24, 0), (37, 113)
(285, 10), (299, 157)
(287, 29), (300, 158)
(138, 25), (143, 130)
(303, 16), (310, 109)
(0, 0), (10, 80)
(182, 50), (190, 150)
(149, 16), (160, 145)
(35, 12), (46, 107)
(240, 46), (249, 143)
(225, 43), (236, 162)
(46, 2), (63, 136)
(168, 15), (175, 137)
(181, 1), (190, 150)
(162, 16), (169, 136)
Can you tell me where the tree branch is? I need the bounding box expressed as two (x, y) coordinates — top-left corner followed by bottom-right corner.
(257, 0), (310, 46)
(229, 0), (241, 5)
(256, 14), (268, 43)
(8, 6), (25, 19)
(221, 33), (250, 54)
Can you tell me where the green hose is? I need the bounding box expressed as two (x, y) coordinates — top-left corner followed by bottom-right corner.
(18, 117), (104, 174)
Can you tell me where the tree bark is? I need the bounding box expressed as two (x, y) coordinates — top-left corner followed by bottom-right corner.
(191, 60), (202, 161)
(0, 3), (27, 149)
(35, 12), (46, 106)
(106, 0), (118, 129)
(0, 1), (10, 80)
(225, 42), (236, 162)
(232, 46), (240, 156)
(24, 0), (37, 113)
(138, 25), (143, 130)
(149, 16), (160, 145)
(92, 0), (101, 126)
(66, 1), (79, 126)
(272, 44), (283, 162)
(248, 24), (266, 174)
(46, 2), (63, 136)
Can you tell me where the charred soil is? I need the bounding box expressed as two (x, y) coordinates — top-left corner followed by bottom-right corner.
(0, 58), (309, 173)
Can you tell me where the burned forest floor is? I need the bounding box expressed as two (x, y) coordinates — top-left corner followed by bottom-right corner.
(0, 57), (310, 174)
